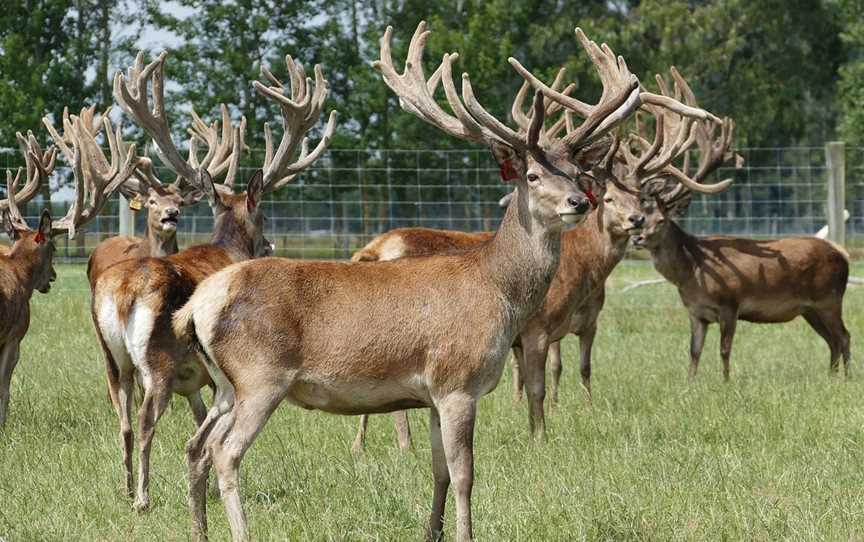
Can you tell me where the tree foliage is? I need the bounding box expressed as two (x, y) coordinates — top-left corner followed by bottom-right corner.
(0, 0), (856, 153)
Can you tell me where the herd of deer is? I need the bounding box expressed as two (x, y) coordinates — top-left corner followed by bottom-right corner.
(0, 22), (852, 542)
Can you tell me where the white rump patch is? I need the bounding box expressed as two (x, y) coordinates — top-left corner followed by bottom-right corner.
(378, 236), (407, 261)
(123, 302), (156, 388)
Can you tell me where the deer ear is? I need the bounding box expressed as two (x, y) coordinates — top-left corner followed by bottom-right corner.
(489, 141), (524, 182)
(2, 211), (19, 240)
(245, 170), (264, 212)
(199, 170), (223, 209)
(36, 209), (51, 243)
(573, 137), (614, 171)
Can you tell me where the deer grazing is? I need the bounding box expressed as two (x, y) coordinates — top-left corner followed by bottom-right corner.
(633, 117), (851, 381)
(350, 66), (719, 449)
(0, 115), (137, 429)
(87, 104), (246, 284)
(90, 50), (336, 512)
(175, 22), (646, 542)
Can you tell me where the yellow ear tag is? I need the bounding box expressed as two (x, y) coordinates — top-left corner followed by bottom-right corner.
(129, 196), (143, 211)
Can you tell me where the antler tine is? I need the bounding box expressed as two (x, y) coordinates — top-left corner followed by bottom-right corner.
(50, 115), (138, 238)
(0, 132), (56, 228)
(660, 116), (740, 195)
(615, 66), (734, 196)
(3, 168), (28, 231)
(114, 51), (198, 184)
(255, 54), (337, 192)
(375, 23), (485, 144)
(187, 104), (246, 186)
(509, 28), (641, 149)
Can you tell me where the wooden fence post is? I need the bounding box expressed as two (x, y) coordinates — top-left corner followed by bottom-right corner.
(118, 194), (135, 238)
(825, 141), (846, 246)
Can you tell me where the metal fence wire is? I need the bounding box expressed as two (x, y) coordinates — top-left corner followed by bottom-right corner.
(1, 147), (862, 262)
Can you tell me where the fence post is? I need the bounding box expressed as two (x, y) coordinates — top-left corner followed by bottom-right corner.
(825, 141), (846, 246)
(118, 194), (135, 237)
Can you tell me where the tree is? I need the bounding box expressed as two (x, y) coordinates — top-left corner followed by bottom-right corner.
(836, 0), (864, 143)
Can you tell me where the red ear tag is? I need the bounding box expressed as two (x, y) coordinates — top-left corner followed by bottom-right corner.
(585, 187), (597, 208)
(499, 159), (520, 182)
(34, 232), (46, 244)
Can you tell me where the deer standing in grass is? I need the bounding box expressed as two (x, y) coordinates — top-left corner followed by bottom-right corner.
(86, 104), (246, 284)
(350, 66), (721, 449)
(175, 22), (650, 542)
(91, 51), (336, 512)
(0, 115), (137, 429)
(633, 118), (851, 380)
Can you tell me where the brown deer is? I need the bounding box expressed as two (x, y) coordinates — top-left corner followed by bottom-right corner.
(90, 51), (336, 512)
(0, 117), (137, 429)
(633, 118), (850, 381)
(175, 23), (646, 542)
(350, 66), (721, 449)
(86, 104), (246, 284)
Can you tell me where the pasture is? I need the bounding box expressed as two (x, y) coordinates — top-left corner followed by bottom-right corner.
(2, 260), (863, 541)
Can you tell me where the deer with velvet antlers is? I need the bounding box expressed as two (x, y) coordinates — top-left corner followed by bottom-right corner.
(632, 117), (851, 381)
(350, 65), (725, 450)
(90, 50), (335, 512)
(174, 22), (654, 542)
(0, 113), (137, 429)
(87, 104), (248, 284)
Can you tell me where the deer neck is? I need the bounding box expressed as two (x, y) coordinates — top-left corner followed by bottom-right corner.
(481, 186), (563, 329)
(648, 221), (697, 286)
(7, 246), (46, 295)
(142, 224), (179, 258)
(586, 206), (630, 266)
(210, 213), (256, 262)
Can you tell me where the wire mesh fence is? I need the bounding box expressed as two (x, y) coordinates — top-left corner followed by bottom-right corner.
(1, 146), (861, 262)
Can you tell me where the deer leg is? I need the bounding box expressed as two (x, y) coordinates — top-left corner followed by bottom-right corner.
(810, 307), (851, 377)
(579, 323), (598, 406)
(393, 410), (413, 450)
(0, 341), (21, 429)
(718, 313), (737, 382)
(97, 329), (136, 497)
(427, 407), (448, 542)
(210, 389), (283, 542)
(187, 399), (235, 542)
(187, 391), (208, 426)
(113, 370), (136, 498)
(511, 346), (525, 403)
(134, 381), (171, 512)
(821, 308), (850, 377)
(438, 393), (477, 542)
(688, 316), (708, 381)
(548, 341), (563, 410)
(351, 414), (369, 455)
(522, 335), (549, 440)
(803, 310), (839, 373)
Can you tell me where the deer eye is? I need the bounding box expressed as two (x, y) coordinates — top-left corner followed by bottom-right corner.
(604, 196), (613, 203)
(526, 173), (539, 184)
(149, 199), (156, 205)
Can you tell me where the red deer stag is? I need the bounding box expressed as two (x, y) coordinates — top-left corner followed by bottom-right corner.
(350, 66), (721, 449)
(633, 117), (850, 381)
(87, 103), (247, 283)
(1, 116), (137, 428)
(176, 22), (643, 542)
(91, 50), (336, 512)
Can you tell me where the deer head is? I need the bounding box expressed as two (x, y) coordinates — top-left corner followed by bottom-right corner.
(4, 109), (138, 293)
(114, 51), (335, 258)
(376, 23), (643, 229)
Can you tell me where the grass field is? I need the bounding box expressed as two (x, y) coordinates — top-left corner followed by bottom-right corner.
(1, 260), (863, 541)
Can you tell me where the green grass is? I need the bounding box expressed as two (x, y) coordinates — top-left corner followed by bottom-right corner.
(1, 261), (863, 541)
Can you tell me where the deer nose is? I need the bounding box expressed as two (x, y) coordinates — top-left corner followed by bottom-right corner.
(629, 214), (645, 227)
(165, 207), (180, 218)
(567, 196), (590, 214)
